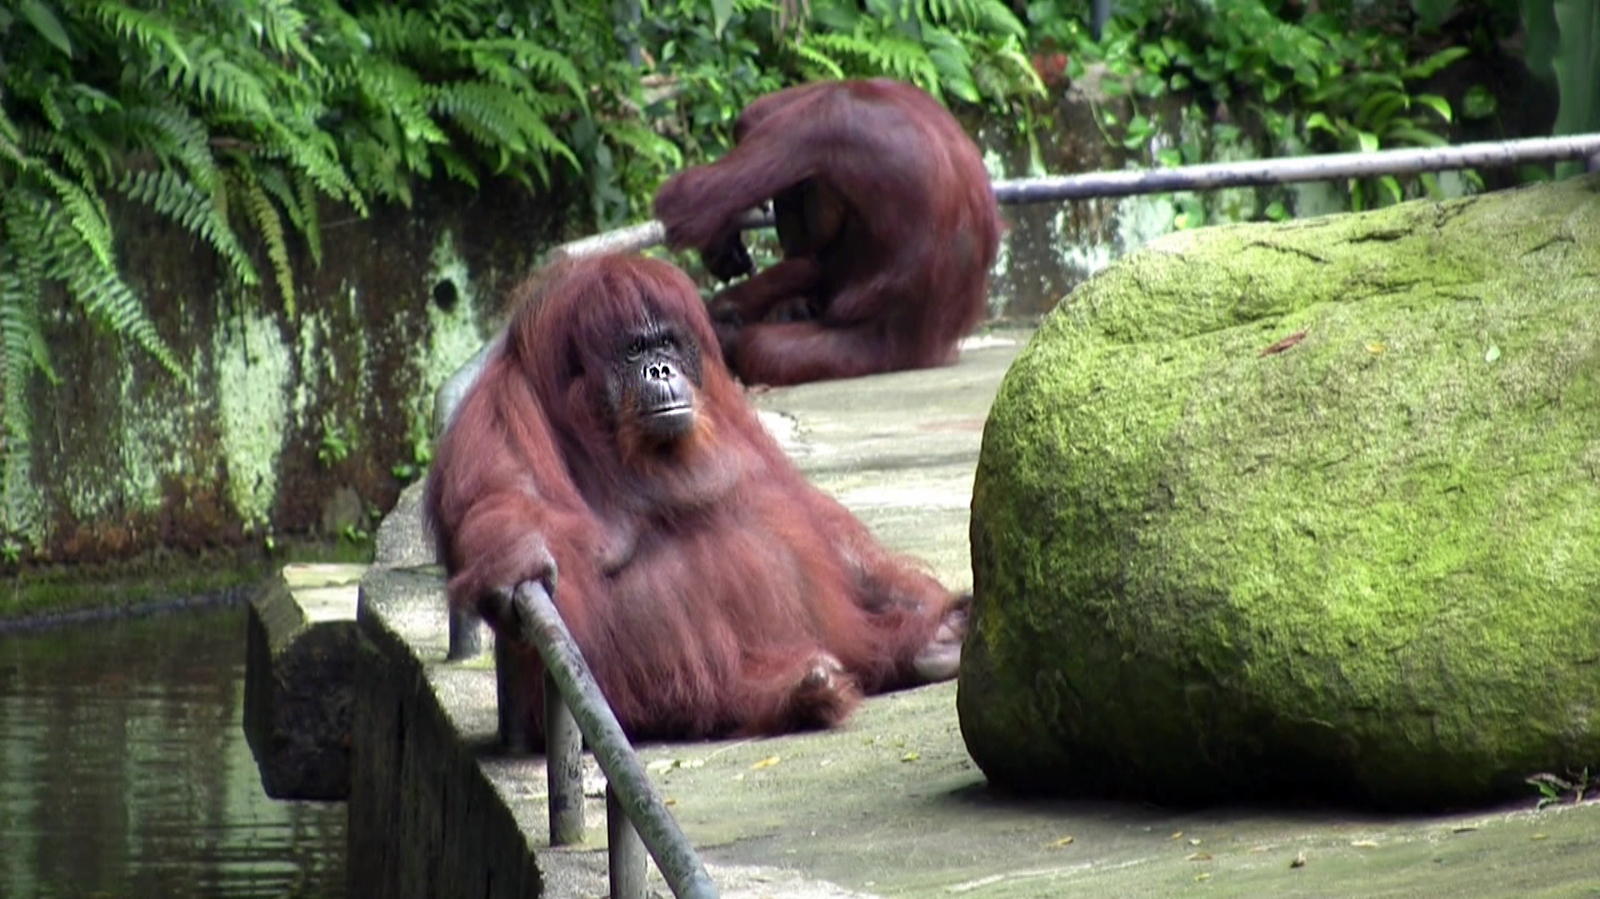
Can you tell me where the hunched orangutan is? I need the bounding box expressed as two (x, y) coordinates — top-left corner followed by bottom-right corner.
(424, 253), (967, 744)
(653, 78), (1003, 387)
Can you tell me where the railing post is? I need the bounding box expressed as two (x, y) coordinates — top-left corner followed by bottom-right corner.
(507, 581), (720, 899)
(608, 785), (648, 899)
(495, 637), (536, 753)
(546, 673), (586, 846)
(446, 607), (486, 660)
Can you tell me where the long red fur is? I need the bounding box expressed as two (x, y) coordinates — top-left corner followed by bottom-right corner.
(425, 254), (959, 743)
(654, 78), (1003, 387)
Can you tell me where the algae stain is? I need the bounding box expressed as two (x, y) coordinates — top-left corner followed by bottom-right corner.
(413, 232), (491, 442)
(113, 341), (193, 514)
(215, 305), (292, 529)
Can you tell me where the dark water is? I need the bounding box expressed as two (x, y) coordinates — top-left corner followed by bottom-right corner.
(0, 603), (345, 899)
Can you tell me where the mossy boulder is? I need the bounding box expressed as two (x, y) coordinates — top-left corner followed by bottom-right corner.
(959, 176), (1600, 809)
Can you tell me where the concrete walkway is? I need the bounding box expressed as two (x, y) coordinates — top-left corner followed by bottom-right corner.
(352, 329), (1599, 899)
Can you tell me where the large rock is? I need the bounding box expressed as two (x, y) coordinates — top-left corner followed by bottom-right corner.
(959, 176), (1600, 809)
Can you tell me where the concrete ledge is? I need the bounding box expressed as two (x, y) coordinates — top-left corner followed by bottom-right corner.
(265, 334), (1600, 899)
(243, 562), (367, 800)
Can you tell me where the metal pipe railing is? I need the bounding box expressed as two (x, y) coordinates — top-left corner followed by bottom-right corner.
(545, 133), (1600, 262)
(499, 580), (720, 899)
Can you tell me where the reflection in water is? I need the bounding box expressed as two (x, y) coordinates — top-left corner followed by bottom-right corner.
(0, 604), (345, 899)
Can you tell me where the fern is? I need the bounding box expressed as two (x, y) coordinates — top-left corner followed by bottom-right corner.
(168, 42), (275, 115)
(120, 104), (221, 196)
(254, 166), (316, 265)
(236, 171), (297, 317)
(39, 168), (117, 270)
(811, 31), (942, 94)
(37, 205), (185, 380)
(430, 80), (579, 182)
(93, 4), (192, 70)
(118, 168), (260, 288)
(251, 0), (321, 72)
(459, 38), (589, 109)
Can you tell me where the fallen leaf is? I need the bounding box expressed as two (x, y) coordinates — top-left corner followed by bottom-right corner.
(1195, 873), (1211, 882)
(1051, 836), (1076, 847)
(1351, 840), (1379, 848)
(750, 755), (782, 770)
(1186, 852), (1213, 861)
(1365, 342), (1386, 355)
(646, 757), (705, 773)
(1188, 838), (1202, 846)
(664, 797), (677, 806)
(1169, 831), (1184, 841)
(901, 752), (921, 763)
(1485, 343), (1502, 363)
(1291, 850), (1307, 868)
(1259, 330), (1308, 357)
(1531, 833), (1550, 841)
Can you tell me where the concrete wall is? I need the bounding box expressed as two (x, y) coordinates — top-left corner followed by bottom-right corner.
(5, 180), (573, 577)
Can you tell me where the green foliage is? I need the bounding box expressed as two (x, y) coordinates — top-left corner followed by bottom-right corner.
(317, 417), (351, 467)
(640, 0), (1045, 163)
(1520, 0), (1600, 179)
(1026, 0), (1494, 212)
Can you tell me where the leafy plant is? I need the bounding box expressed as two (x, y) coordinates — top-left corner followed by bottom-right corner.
(1027, 0), (1491, 212)
(317, 418), (351, 467)
(1528, 768), (1596, 809)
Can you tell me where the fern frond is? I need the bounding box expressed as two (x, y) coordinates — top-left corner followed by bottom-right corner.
(293, 169), (323, 265)
(251, 0), (321, 71)
(599, 120), (684, 169)
(457, 38), (588, 109)
(121, 103), (220, 195)
(254, 166), (310, 249)
(256, 122), (367, 215)
(93, 4), (192, 69)
(0, 104), (23, 165)
(22, 126), (102, 193)
(810, 32), (941, 93)
(339, 59), (448, 147)
(794, 43), (847, 80)
(168, 42), (273, 115)
(33, 201), (185, 381)
(361, 7), (435, 56)
(236, 170), (296, 317)
(38, 169), (116, 270)
(118, 168), (260, 287)
(429, 144), (481, 190)
(430, 81), (579, 181)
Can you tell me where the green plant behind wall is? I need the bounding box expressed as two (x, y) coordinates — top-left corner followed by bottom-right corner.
(1027, 0), (1491, 213)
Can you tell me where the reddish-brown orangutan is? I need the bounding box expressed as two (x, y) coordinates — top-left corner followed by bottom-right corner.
(424, 254), (967, 744)
(653, 78), (1003, 387)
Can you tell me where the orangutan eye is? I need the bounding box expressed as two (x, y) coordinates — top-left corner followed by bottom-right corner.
(626, 337), (646, 359)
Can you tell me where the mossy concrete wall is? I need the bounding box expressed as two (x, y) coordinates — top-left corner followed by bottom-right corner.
(5, 181), (572, 594)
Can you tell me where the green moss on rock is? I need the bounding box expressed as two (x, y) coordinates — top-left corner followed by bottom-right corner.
(959, 176), (1600, 809)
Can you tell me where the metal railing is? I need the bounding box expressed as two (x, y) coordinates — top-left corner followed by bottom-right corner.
(442, 131), (1600, 899)
(497, 580), (719, 899)
(547, 133), (1600, 261)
